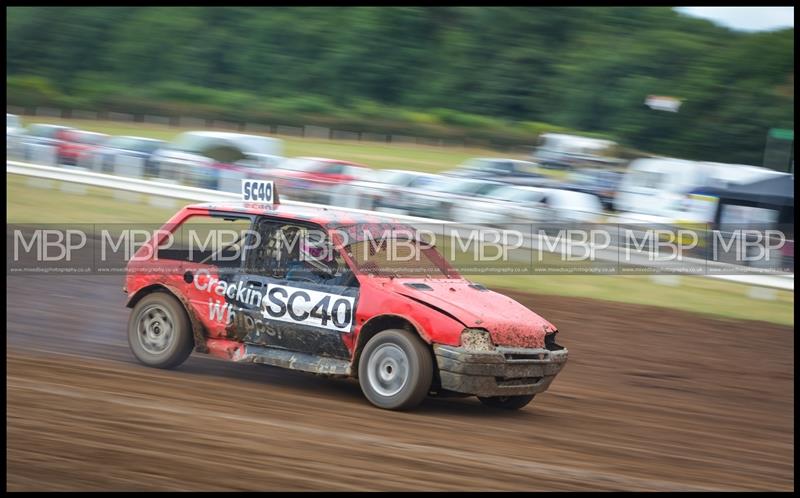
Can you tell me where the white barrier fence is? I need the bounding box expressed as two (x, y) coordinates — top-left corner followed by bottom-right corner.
(6, 158), (794, 292)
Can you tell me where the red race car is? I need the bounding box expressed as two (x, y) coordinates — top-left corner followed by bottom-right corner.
(56, 129), (109, 166)
(125, 181), (567, 410)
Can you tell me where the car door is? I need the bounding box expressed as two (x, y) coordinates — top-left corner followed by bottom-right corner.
(227, 217), (359, 360)
(155, 211), (256, 340)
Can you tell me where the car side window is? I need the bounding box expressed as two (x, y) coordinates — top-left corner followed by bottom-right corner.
(244, 217), (281, 277)
(245, 218), (355, 286)
(158, 213), (253, 269)
(322, 163), (344, 175)
(497, 162), (514, 173)
(476, 183), (502, 196)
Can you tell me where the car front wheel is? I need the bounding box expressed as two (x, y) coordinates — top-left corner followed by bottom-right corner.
(358, 329), (433, 410)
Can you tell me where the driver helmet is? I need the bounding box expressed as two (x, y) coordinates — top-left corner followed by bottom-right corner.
(299, 231), (336, 275)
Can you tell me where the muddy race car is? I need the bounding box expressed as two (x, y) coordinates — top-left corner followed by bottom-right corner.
(124, 181), (568, 410)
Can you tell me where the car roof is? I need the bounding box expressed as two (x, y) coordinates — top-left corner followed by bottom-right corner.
(119, 135), (165, 142)
(70, 130), (107, 136)
(472, 157), (533, 163)
(182, 130), (279, 140)
(504, 185), (544, 192)
(30, 123), (72, 129)
(454, 176), (504, 185)
(382, 168), (426, 175)
(184, 201), (409, 228)
(405, 170), (440, 177)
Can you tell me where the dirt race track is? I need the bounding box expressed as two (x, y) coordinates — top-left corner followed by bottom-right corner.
(6, 275), (794, 491)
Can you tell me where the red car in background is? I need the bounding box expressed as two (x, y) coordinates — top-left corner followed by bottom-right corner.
(57, 129), (109, 166)
(271, 157), (373, 205)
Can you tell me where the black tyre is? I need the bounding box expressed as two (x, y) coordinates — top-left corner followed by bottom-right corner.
(358, 329), (433, 410)
(128, 292), (194, 369)
(477, 394), (535, 410)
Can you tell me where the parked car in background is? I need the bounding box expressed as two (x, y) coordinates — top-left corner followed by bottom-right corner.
(451, 185), (548, 225)
(452, 186), (604, 225)
(445, 157), (563, 188)
(151, 131), (285, 189)
(559, 168), (623, 211)
(6, 113), (24, 157)
(446, 158), (535, 178)
(21, 123), (74, 162)
(393, 175), (505, 220)
(92, 136), (167, 177)
(330, 169), (436, 212)
(6, 113), (22, 134)
(56, 130), (108, 166)
(536, 188), (606, 223)
(270, 157), (373, 205)
(533, 133), (623, 170)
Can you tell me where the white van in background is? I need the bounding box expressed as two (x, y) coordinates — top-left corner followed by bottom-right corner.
(614, 157), (785, 222)
(534, 133), (623, 170)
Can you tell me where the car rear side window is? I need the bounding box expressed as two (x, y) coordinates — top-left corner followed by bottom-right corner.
(158, 214), (254, 268)
(320, 163), (345, 175)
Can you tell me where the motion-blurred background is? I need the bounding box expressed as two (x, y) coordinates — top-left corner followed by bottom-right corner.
(6, 7), (794, 163)
(5, 6), (795, 492)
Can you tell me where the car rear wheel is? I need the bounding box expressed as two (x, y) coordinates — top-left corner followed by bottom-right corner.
(128, 292), (194, 369)
(477, 394), (535, 410)
(358, 329), (433, 410)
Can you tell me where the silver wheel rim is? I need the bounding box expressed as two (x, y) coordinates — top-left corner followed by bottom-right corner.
(367, 344), (409, 397)
(137, 304), (175, 355)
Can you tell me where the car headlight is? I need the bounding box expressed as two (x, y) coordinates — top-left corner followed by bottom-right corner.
(461, 328), (495, 352)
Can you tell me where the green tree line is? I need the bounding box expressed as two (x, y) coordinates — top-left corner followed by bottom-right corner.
(6, 6), (794, 163)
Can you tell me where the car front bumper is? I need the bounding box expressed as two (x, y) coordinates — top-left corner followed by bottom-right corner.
(433, 344), (568, 397)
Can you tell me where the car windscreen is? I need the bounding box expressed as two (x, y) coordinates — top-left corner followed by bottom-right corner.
(463, 159), (491, 171)
(319, 163), (345, 174)
(232, 136), (279, 155)
(490, 161), (515, 173)
(515, 161), (542, 174)
(464, 159), (513, 174)
(28, 125), (63, 138)
(169, 133), (210, 153)
(489, 186), (544, 202)
(345, 238), (455, 278)
(278, 158), (323, 172)
(444, 179), (496, 195)
(74, 132), (107, 145)
(107, 137), (164, 153)
(132, 139), (165, 153)
(546, 190), (603, 211)
(628, 170), (666, 189)
(103, 137), (132, 149)
(377, 170), (415, 186)
(408, 175), (444, 190)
